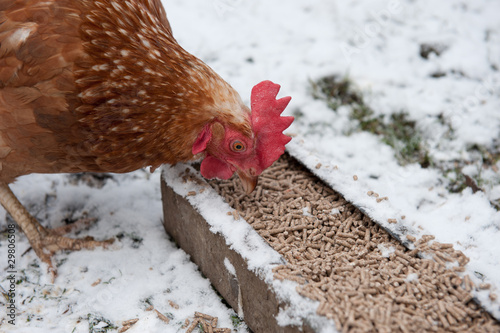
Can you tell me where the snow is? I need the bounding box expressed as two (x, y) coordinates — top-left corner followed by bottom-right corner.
(378, 244), (396, 258)
(1, 171), (248, 332)
(405, 273), (419, 283)
(1, 0), (500, 331)
(223, 258), (236, 277)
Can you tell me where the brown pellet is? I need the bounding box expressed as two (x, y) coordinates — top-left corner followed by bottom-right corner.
(194, 312), (214, 321)
(201, 321), (210, 333)
(154, 310), (170, 324)
(122, 319), (139, 326)
(479, 283), (491, 290)
(185, 319), (200, 333)
(207, 154), (498, 332)
(168, 300), (179, 309)
(406, 235), (416, 242)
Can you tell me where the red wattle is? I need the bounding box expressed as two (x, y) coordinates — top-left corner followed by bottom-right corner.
(200, 156), (234, 180)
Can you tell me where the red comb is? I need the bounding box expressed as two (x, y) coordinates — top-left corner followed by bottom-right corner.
(251, 80), (293, 172)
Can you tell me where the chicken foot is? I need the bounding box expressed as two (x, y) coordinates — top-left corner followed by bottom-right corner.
(0, 182), (114, 281)
(51, 217), (98, 236)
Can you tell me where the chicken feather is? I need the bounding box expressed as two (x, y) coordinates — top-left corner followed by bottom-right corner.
(0, 0), (292, 279)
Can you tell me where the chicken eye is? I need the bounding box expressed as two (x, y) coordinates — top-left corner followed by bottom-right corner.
(231, 140), (246, 152)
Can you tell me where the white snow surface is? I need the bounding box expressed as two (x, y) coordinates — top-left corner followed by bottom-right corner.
(1, 171), (248, 332)
(223, 258), (236, 277)
(0, 0), (499, 331)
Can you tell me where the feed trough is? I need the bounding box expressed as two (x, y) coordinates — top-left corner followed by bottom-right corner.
(161, 153), (499, 332)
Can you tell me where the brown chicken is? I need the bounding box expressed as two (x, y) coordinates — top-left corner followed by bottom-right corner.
(0, 0), (293, 279)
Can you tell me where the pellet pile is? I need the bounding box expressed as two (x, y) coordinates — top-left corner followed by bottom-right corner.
(185, 312), (231, 333)
(209, 155), (500, 333)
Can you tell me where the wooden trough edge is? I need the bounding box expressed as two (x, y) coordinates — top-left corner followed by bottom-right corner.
(160, 163), (335, 333)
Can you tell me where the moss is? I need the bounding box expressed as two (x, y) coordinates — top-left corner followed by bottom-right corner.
(468, 143), (500, 168)
(444, 144), (500, 209)
(380, 113), (430, 166)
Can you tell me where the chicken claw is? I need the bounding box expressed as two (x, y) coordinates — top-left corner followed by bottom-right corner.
(0, 182), (114, 282)
(30, 223), (115, 282)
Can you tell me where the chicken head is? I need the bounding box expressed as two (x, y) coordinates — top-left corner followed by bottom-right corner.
(192, 81), (293, 193)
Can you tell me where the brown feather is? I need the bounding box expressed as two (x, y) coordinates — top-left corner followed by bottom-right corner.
(0, 0), (251, 183)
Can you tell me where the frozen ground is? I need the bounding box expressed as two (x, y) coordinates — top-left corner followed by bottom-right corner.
(1, 0), (500, 331)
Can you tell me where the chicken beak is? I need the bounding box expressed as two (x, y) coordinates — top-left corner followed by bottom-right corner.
(237, 170), (258, 194)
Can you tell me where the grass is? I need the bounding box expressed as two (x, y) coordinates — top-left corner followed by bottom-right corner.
(444, 144), (500, 209)
(87, 313), (117, 333)
(310, 75), (499, 209)
(230, 314), (243, 328)
(310, 75), (430, 167)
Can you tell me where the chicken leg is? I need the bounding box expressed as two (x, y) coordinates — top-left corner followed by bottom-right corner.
(0, 182), (114, 281)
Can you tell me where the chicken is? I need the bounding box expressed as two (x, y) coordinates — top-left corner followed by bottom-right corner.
(0, 0), (293, 279)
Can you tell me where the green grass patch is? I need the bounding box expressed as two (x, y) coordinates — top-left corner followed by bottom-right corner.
(444, 144), (500, 209)
(310, 75), (430, 166)
(230, 314), (243, 328)
(88, 314), (117, 333)
(311, 74), (500, 210)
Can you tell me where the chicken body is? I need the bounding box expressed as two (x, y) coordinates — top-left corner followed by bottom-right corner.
(0, 0), (263, 278)
(0, 0), (251, 182)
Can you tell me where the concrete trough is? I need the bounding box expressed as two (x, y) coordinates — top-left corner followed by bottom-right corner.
(161, 153), (500, 333)
(160, 158), (333, 333)
(161, 181), (316, 333)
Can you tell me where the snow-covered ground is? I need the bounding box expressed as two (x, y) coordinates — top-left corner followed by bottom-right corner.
(1, 0), (499, 331)
(1, 171), (248, 332)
